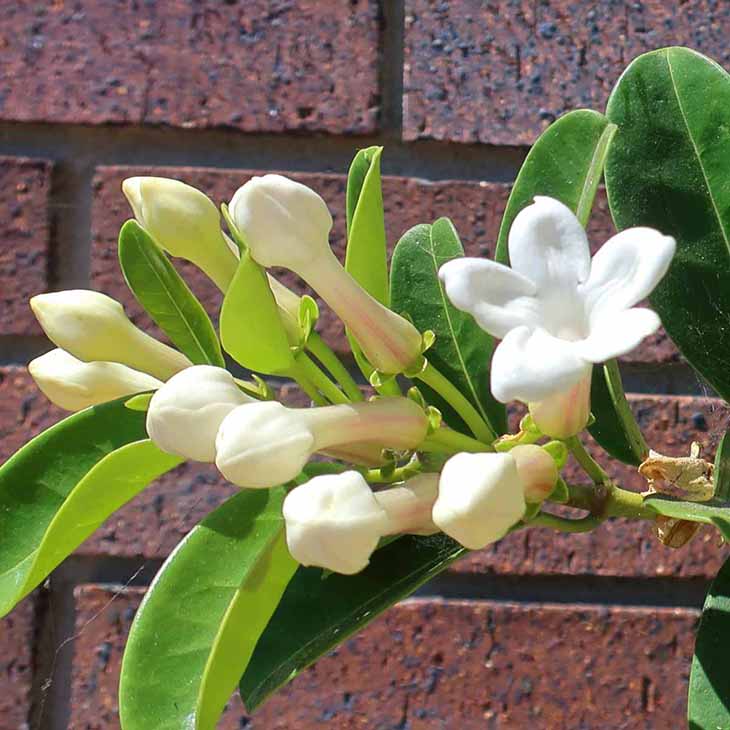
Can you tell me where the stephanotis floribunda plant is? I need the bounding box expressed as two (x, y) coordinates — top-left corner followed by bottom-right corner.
(4, 46), (730, 729)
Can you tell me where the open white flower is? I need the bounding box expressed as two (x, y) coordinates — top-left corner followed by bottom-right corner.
(439, 196), (675, 437)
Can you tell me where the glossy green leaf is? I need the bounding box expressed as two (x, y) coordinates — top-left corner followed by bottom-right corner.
(1, 440), (180, 616)
(643, 494), (730, 524)
(220, 251), (295, 375)
(240, 533), (465, 711)
(715, 434), (730, 502)
(345, 146), (388, 306)
(118, 220), (225, 367)
(390, 219), (506, 436)
(120, 488), (297, 730)
(689, 522), (730, 729)
(606, 47), (730, 403)
(0, 398), (147, 617)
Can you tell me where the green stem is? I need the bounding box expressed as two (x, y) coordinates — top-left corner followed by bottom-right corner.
(603, 358), (649, 462)
(287, 361), (327, 406)
(565, 481), (657, 521)
(529, 511), (603, 533)
(565, 435), (610, 485)
(306, 333), (364, 402)
(421, 427), (493, 454)
(294, 352), (349, 405)
(415, 361), (496, 443)
(364, 456), (423, 484)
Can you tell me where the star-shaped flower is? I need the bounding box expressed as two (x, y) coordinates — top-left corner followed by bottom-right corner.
(439, 196), (675, 436)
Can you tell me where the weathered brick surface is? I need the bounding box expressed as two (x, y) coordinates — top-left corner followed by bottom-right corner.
(0, 599), (33, 730)
(70, 586), (697, 729)
(0, 156), (51, 336)
(3, 365), (727, 576)
(404, 0), (730, 144)
(0, 1), (379, 134)
(90, 166), (677, 364)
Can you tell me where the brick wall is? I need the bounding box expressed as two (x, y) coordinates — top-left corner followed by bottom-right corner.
(0, 2), (726, 728)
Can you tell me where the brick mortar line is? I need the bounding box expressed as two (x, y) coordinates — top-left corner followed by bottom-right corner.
(0, 122), (526, 182)
(378, 0), (406, 137)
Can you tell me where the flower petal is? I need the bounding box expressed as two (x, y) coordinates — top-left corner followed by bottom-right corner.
(576, 307), (661, 363)
(439, 258), (540, 338)
(508, 196), (591, 292)
(490, 326), (592, 404)
(581, 227), (676, 320)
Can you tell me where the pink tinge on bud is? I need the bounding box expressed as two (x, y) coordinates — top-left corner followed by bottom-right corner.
(510, 444), (558, 503)
(528, 372), (592, 439)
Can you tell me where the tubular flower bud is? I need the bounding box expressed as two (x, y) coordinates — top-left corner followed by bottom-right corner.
(229, 174), (423, 374)
(510, 444), (559, 503)
(28, 349), (162, 412)
(30, 290), (191, 381)
(146, 365), (255, 462)
(283, 471), (389, 575)
(432, 452), (526, 550)
(283, 471), (440, 574)
(215, 397), (429, 488)
(122, 176), (238, 292)
(528, 372), (592, 439)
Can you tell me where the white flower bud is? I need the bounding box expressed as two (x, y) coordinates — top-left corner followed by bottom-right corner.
(283, 471), (389, 575)
(30, 290), (191, 381)
(28, 349), (162, 412)
(528, 373), (592, 439)
(123, 176), (238, 291)
(146, 365), (254, 462)
(432, 452), (526, 549)
(229, 175), (422, 374)
(375, 474), (439, 536)
(510, 444), (559, 503)
(215, 397), (429, 489)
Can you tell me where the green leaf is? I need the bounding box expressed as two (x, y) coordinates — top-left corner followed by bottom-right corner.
(390, 219), (507, 436)
(345, 146), (388, 306)
(1, 440), (180, 616)
(689, 526), (730, 729)
(0, 398), (147, 617)
(240, 533), (465, 711)
(605, 47), (730, 404)
(220, 251), (295, 375)
(715, 434), (730, 502)
(118, 220), (225, 367)
(643, 494), (730, 524)
(119, 488), (296, 730)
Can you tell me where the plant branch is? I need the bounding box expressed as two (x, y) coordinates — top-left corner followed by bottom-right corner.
(306, 333), (364, 402)
(565, 435), (610, 485)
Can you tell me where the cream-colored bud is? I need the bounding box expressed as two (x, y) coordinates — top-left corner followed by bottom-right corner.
(510, 444), (559, 503)
(29, 349), (161, 412)
(229, 174), (422, 374)
(283, 471), (389, 575)
(215, 397), (429, 489)
(30, 290), (191, 381)
(375, 474), (439, 536)
(146, 365), (254, 462)
(529, 373), (591, 439)
(122, 176), (238, 291)
(432, 452), (526, 549)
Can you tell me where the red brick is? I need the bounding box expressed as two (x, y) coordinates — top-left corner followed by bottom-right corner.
(0, 598), (33, 730)
(70, 586), (698, 729)
(404, 0), (730, 144)
(90, 166), (677, 364)
(0, 1), (379, 134)
(0, 156), (52, 336)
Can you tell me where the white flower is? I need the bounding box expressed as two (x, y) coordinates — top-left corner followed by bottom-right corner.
(432, 452), (526, 549)
(509, 444), (558, 503)
(229, 175), (423, 374)
(215, 397), (428, 489)
(283, 471), (389, 575)
(30, 290), (191, 381)
(29, 349), (162, 412)
(146, 365), (254, 462)
(123, 176), (238, 291)
(283, 471), (440, 574)
(439, 196), (675, 436)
